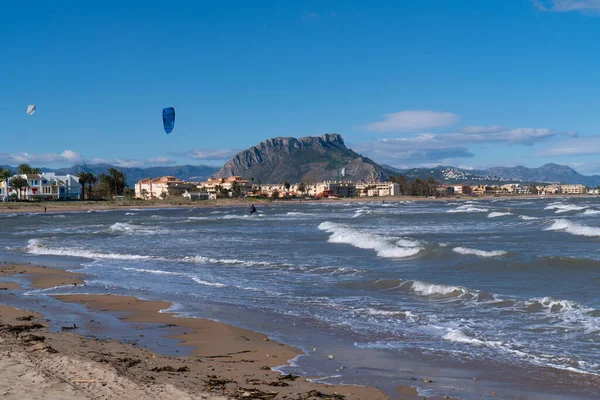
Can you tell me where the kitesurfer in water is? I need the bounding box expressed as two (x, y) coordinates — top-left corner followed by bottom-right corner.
(249, 205), (257, 215)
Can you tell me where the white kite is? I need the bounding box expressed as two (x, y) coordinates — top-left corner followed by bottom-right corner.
(26, 105), (36, 115)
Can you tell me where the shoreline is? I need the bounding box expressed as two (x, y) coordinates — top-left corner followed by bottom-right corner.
(0, 263), (407, 400)
(0, 193), (594, 214)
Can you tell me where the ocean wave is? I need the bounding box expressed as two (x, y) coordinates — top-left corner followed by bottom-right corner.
(191, 276), (227, 287)
(318, 221), (422, 258)
(447, 205), (489, 213)
(108, 222), (169, 235)
(286, 212), (314, 216)
(545, 219), (600, 237)
(26, 239), (153, 260)
(488, 212), (513, 218)
(519, 215), (539, 220)
(410, 280), (471, 297)
(453, 246), (507, 257)
(544, 204), (589, 214)
(124, 212), (137, 216)
(582, 209), (600, 216)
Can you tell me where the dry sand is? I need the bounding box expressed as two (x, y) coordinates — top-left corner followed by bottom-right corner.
(1, 193), (583, 214)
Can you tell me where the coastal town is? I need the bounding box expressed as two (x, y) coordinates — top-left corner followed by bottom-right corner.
(1, 163), (595, 203)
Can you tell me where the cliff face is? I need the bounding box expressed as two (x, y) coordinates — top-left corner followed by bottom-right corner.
(216, 134), (388, 183)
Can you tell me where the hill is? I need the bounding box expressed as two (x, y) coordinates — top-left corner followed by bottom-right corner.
(216, 134), (389, 183)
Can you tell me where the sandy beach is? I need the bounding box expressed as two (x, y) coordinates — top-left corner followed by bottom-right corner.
(0, 193), (588, 215)
(0, 263), (422, 400)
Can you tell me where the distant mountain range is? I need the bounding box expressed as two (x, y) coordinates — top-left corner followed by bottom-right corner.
(384, 163), (600, 187)
(3, 134), (600, 186)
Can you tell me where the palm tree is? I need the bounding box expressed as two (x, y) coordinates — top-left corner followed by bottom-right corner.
(9, 176), (28, 200)
(77, 172), (88, 199)
(85, 172), (97, 200)
(99, 168), (127, 197)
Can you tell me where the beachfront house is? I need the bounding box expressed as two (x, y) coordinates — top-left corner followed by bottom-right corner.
(135, 176), (197, 199)
(1, 173), (82, 201)
(199, 176), (253, 198)
(560, 184), (585, 195)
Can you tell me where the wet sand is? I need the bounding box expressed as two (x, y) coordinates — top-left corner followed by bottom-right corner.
(0, 262), (87, 289)
(0, 264), (407, 400)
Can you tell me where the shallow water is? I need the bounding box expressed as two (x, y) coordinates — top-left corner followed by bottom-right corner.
(2, 197), (600, 399)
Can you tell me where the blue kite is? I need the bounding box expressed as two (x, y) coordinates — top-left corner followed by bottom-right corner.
(162, 107), (175, 134)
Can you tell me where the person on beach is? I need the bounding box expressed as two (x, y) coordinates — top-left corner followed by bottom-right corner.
(44, 207), (47, 213)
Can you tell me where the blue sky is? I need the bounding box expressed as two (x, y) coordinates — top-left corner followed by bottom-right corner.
(2, 0), (600, 173)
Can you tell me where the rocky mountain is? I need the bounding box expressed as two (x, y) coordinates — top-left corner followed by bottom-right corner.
(216, 134), (389, 183)
(0, 164), (220, 187)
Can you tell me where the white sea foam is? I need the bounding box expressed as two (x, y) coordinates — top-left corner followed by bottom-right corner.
(27, 239), (152, 260)
(125, 212), (137, 216)
(191, 276), (227, 287)
(122, 267), (181, 276)
(409, 280), (470, 297)
(318, 221), (421, 258)
(442, 328), (503, 348)
(545, 219), (600, 237)
(519, 215), (539, 220)
(286, 212), (313, 216)
(582, 209), (600, 216)
(453, 246), (507, 257)
(487, 212), (513, 218)
(447, 205), (489, 213)
(544, 204), (588, 214)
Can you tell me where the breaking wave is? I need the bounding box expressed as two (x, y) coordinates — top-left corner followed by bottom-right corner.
(488, 212), (513, 218)
(318, 221), (421, 258)
(447, 205), (489, 213)
(26, 239), (152, 260)
(582, 209), (600, 216)
(453, 247), (508, 257)
(545, 219), (600, 237)
(519, 215), (539, 220)
(545, 204), (589, 214)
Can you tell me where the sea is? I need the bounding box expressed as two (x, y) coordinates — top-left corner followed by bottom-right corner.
(2, 197), (600, 399)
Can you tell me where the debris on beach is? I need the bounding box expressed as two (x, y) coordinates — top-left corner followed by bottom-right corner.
(61, 323), (77, 331)
(278, 373), (299, 381)
(150, 365), (189, 373)
(204, 375), (234, 390)
(305, 390), (345, 399)
(3, 323), (44, 335)
(234, 387), (278, 399)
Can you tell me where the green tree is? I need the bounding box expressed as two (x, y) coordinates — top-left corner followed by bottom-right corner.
(297, 182), (306, 196)
(85, 172), (97, 200)
(99, 168), (127, 197)
(141, 189), (149, 200)
(9, 176), (28, 200)
(231, 181), (241, 198)
(284, 181), (290, 192)
(77, 172), (88, 199)
(271, 189), (280, 199)
(17, 164), (40, 175)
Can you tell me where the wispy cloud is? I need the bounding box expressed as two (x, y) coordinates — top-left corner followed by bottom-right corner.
(178, 148), (236, 160)
(364, 110), (461, 132)
(460, 125), (506, 134)
(537, 136), (600, 156)
(534, 0), (600, 13)
(0, 150), (83, 165)
(353, 126), (575, 165)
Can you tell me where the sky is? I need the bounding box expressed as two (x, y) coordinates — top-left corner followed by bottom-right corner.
(2, 0), (600, 174)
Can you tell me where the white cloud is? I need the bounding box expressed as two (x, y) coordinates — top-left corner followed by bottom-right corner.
(460, 125), (506, 134)
(537, 137), (600, 156)
(364, 110), (461, 132)
(0, 150), (83, 165)
(182, 149), (236, 160)
(534, 0), (600, 12)
(353, 126), (575, 166)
